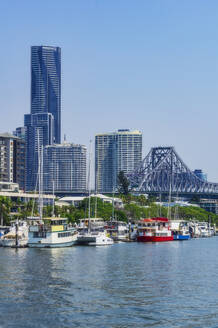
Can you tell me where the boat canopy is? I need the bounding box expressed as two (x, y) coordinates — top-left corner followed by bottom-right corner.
(141, 217), (169, 222)
(43, 217), (67, 222)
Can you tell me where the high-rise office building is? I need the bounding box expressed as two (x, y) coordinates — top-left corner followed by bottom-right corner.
(95, 129), (142, 193)
(25, 113), (54, 191)
(25, 45), (61, 191)
(31, 46), (61, 143)
(0, 133), (25, 190)
(43, 143), (87, 194)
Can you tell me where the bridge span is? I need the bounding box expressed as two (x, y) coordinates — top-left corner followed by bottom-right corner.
(128, 147), (218, 195)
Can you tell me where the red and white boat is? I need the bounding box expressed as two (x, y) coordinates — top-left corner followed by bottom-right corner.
(137, 217), (173, 242)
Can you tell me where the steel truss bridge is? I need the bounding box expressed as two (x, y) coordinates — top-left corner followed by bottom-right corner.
(128, 147), (218, 195)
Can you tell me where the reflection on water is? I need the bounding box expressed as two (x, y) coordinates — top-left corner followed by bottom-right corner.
(0, 239), (218, 327)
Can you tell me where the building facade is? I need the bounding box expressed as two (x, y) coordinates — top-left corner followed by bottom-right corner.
(95, 129), (142, 193)
(31, 46), (61, 143)
(25, 45), (61, 191)
(193, 169), (207, 182)
(24, 113), (54, 191)
(43, 143), (87, 194)
(13, 127), (26, 140)
(0, 133), (25, 190)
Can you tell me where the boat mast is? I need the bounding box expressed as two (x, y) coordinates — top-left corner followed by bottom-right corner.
(112, 187), (115, 221)
(167, 179), (172, 220)
(159, 192), (162, 217)
(94, 167), (97, 218)
(174, 193), (179, 220)
(52, 180), (55, 217)
(87, 140), (92, 233)
(37, 129), (43, 221)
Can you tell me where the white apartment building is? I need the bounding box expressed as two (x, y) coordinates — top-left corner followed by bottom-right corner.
(95, 129), (142, 193)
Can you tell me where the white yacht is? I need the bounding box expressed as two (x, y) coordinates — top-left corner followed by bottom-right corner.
(28, 217), (78, 248)
(1, 220), (28, 247)
(106, 221), (129, 241)
(189, 221), (201, 238)
(78, 218), (105, 230)
(77, 226), (113, 246)
(77, 218), (113, 246)
(198, 222), (210, 237)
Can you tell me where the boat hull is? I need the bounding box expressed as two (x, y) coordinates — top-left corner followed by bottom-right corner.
(28, 240), (77, 248)
(137, 235), (173, 242)
(173, 234), (190, 240)
(1, 239), (28, 247)
(77, 233), (113, 246)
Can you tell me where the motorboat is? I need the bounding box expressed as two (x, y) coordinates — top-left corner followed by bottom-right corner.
(198, 222), (210, 237)
(77, 226), (113, 246)
(171, 220), (190, 240)
(106, 221), (129, 241)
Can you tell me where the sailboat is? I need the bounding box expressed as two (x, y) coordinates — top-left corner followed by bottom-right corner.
(1, 220), (28, 247)
(76, 141), (113, 246)
(27, 132), (78, 248)
(106, 189), (129, 241)
(171, 195), (190, 240)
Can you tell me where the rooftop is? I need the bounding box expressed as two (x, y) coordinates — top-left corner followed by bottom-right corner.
(96, 129), (142, 137)
(0, 132), (19, 139)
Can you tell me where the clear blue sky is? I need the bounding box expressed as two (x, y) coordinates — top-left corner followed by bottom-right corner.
(0, 0), (218, 181)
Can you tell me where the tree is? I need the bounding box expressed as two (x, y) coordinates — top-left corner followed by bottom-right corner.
(190, 195), (200, 204)
(117, 171), (129, 195)
(138, 194), (148, 206)
(0, 196), (12, 225)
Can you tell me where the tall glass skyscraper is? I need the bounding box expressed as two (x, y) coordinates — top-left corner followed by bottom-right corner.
(25, 46), (61, 191)
(95, 129), (142, 193)
(31, 46), (61, 143)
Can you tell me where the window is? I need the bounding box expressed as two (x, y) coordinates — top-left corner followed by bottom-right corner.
(58, 232), (71, 238)
(33, 232), (46, 238)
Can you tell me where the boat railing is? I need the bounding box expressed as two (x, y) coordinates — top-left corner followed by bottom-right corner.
(29, 225), (52, 233)
(90, 231), (100, 236)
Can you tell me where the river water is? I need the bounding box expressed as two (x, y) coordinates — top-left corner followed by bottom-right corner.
(0, 238), (218, 328)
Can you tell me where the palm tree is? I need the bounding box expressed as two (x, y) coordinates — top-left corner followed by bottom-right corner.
(0, 196), (12, 225)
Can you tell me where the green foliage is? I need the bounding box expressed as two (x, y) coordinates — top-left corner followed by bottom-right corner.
(0, 196), (12, 225)
(117, 171), (129, 195)
(18, 200), (38, 219)
(114, 209), (127, 222)
(1, 193), (216, 227)
(172, 205), (218, 224)
(147, 194), (157, 203)
(124, 202), (168, 220)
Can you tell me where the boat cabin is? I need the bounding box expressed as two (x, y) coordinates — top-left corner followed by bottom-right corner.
(137, 217), (173, 242)
(138, 217), (170, 231)
(29, 217), (68, 233)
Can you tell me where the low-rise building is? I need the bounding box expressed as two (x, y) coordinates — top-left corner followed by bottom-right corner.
(56, 194), (123, 208)
(200, 199), (218, 214)
(0, 133), (25, 190)
(0, 182), (54, 206)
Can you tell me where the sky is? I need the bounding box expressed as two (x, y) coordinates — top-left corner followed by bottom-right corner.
(0, 0), (218, 181)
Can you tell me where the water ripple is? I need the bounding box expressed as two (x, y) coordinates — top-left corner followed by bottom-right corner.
(0, 239), (218, 327)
